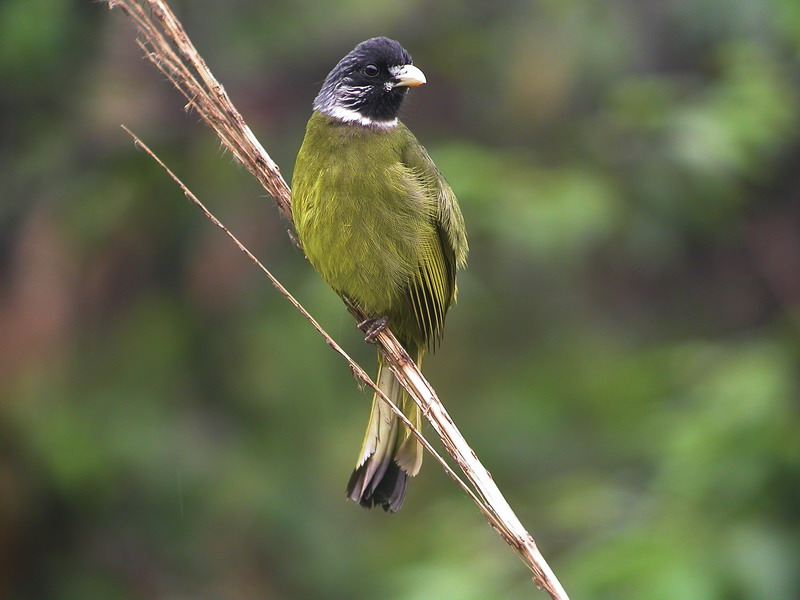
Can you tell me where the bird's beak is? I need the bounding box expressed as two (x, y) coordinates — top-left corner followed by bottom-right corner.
(392, 64), (426, 88)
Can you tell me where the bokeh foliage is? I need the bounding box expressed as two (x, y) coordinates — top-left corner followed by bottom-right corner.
(2, 1), (799, 599)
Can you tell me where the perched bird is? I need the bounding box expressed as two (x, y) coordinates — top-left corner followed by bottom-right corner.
(292, 37), (468, 511)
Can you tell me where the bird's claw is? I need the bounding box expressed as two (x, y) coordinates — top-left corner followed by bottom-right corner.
(358, 315), (389, 343)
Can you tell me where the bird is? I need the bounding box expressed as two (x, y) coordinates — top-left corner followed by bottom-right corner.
(291, 37), (468, 511)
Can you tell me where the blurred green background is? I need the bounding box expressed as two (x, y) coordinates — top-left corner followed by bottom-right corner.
(2, 1), (800, 598)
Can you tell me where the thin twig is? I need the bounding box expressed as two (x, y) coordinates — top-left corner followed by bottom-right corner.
(107, 2), (569, 598)
(122, 125), (493, 521)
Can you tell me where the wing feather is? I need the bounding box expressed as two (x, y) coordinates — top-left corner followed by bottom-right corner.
(399, 127), (468, 350)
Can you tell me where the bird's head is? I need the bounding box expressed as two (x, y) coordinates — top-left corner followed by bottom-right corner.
(313, 37), (426, 128)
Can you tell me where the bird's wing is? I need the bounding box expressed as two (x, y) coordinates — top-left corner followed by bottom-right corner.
(401, 130), (469, 349)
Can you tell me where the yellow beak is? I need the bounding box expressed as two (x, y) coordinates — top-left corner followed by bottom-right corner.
(392, 64), (427, 88)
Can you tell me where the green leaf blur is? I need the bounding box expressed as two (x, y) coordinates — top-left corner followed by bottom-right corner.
(1, 1), (798, 598)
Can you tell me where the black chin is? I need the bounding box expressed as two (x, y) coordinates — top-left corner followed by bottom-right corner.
(351, 87), (408, 122)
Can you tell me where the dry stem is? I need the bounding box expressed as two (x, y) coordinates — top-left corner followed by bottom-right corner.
(122, 125), (490, 524)
(106, 1), (569, 598)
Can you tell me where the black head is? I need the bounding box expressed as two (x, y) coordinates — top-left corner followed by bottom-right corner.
(313, 37), (426, 127)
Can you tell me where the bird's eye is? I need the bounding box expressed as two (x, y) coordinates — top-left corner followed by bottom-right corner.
(363, 64), (380, 77)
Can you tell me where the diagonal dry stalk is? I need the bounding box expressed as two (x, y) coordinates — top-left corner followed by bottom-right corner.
(106, 1), (569, 598)
(121, 124), (491, 529)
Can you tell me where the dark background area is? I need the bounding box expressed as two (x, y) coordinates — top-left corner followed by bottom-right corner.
(1, 1), (799, 598)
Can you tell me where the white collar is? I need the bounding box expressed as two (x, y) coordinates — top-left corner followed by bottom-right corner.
(322, 105), (398, 129)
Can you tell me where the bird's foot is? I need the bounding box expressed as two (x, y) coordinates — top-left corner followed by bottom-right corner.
(358, 315), (389, 343)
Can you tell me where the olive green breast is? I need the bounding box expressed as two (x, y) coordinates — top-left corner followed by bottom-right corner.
(292, 113), (439, 317)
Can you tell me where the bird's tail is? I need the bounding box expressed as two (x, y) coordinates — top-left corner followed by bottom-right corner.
(346, 351), (423, 512)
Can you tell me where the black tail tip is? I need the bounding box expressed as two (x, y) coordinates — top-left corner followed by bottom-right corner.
(346, 461), (408, 512)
